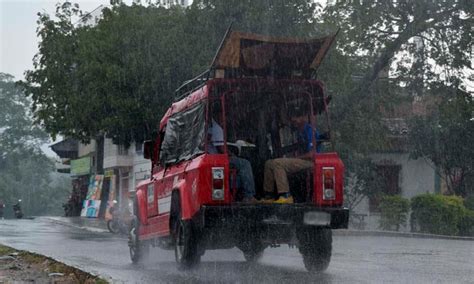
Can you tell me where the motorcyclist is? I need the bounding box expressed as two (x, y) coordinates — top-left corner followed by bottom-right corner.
(13, 199), (23, 219)
(107, 200), (132, 234)
(0, 200), (5, 219)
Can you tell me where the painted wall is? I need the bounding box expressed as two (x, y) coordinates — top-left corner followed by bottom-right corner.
(78, 140), (96, 157)
(350, 154), (437, 231)
(130, 142), (152, 191)
(103, 138), (133, 169)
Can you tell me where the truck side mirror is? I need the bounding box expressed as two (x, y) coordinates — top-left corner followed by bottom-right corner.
(143, 140), (153, 160)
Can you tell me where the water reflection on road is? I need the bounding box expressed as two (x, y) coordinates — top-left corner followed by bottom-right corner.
(0, 218), (473, 283)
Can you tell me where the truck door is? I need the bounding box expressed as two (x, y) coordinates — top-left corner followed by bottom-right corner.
(146, 179), (158, 218)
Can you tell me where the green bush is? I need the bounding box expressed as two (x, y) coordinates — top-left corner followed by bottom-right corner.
(463, 195), (474, 211)
(458, 210), (474, 237)
(379, 195), (410, 231)
(411, 194), (466, 236)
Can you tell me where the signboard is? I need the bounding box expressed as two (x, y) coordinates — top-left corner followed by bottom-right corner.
(70, 156), (91, 176)
(104, 169), (114, 178)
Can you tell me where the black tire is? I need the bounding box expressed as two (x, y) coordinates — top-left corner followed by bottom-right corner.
(297, 227), (332, 272)
(237, 231), (266, 263)
(172, 196), (200, 269)
(128, 217), (148, 264)
(237, 239), (265, 262)
(107, 219), (119, 234)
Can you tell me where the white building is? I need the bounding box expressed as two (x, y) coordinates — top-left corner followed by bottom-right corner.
(349, 97), (444, 231)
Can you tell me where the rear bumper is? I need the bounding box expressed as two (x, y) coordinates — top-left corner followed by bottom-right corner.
(195, 204), (349, 230)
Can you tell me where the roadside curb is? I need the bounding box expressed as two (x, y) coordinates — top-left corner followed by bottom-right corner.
(44, 216), (474, 241)
(334, 229), (474, 241)
(43, 217), (109, 234)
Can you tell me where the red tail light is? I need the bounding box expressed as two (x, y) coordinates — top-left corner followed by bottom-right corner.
(211, 167), (225, 200)
(213, 179), (224, 189)
(322, 167), (335, 200)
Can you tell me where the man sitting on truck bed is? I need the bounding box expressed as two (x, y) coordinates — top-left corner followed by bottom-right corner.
(263, 104), (327, 204)
(208, 118), (257, 203)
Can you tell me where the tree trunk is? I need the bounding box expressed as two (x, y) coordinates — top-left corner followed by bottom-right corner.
(96, 135), (104, 175)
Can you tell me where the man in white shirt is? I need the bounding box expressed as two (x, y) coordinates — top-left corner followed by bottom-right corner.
(208, 119), (256, 202)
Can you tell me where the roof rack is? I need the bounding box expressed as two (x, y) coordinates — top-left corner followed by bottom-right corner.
(173, 23), (233, 102)
(174, 69), (212, 102)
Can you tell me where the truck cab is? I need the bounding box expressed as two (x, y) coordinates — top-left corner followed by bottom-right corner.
(129, 30), (349, 272)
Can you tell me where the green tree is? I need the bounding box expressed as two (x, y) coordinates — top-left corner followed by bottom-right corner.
(409, 89), (474, 197)
(22, 0), (323, 145)
(319, 1), (472, 204)
(323, 0), (472, 93)
(21, 1), (471, 207)
(0, 73), (68, 216)
(21, 3), (193, 144)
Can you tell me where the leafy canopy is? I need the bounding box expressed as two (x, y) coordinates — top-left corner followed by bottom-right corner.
(0, 73), (69, 216)
(22, 0), (320, 145)
(409, 89), (474, 196)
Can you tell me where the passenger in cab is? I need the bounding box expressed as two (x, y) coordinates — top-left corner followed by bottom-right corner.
(263, 104), (327, 204)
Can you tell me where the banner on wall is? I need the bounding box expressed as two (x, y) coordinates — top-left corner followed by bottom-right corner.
(80, 200), (101, 218)
(86, 175), (104, 200)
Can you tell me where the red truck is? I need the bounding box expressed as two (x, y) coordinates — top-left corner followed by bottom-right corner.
(129, 30), (349, 272)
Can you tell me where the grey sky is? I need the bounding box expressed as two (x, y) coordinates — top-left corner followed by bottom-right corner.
(1, 0), (114, 158)
(0, 0), (113, 81)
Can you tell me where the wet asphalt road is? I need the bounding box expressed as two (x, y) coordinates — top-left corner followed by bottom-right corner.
(0, 218), (473, 283)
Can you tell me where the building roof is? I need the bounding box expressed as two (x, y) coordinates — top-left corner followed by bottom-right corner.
(50, 138), (78, 159)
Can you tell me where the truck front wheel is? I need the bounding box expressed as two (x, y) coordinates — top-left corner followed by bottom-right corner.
(128, 217), (149, 264)
(297, 227), (332, 272)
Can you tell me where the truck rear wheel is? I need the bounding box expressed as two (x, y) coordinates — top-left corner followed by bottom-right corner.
(239, 243), (265, 262)
(297, 227), (332, 272)
(237, 236), (265, 262)
(172, 197), (200, 269)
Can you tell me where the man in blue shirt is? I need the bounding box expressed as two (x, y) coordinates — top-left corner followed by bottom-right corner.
(263, 107), (326, 204)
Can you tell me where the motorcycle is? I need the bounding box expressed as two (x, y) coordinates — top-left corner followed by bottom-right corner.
(13, 199), (23, 219)
(107, 200), (131, 235)
(0, 202), (5, 219)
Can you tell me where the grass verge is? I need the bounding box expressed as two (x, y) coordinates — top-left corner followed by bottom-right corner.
(0, 244), (107, 283)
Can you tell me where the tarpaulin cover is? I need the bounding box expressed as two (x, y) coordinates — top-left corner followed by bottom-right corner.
(160, 102), (206, 164)
(212, 31), (337, 75)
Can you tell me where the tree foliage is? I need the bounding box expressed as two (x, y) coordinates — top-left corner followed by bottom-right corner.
(409, 89), (474, 196)
(321, 0), (472, 202)
(0, 73), (69, 216)
(22, 3), (193, 144)
(324, 0), (472, 93)
(22, 0), (320, 145)
(20, 1), (472, 208)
